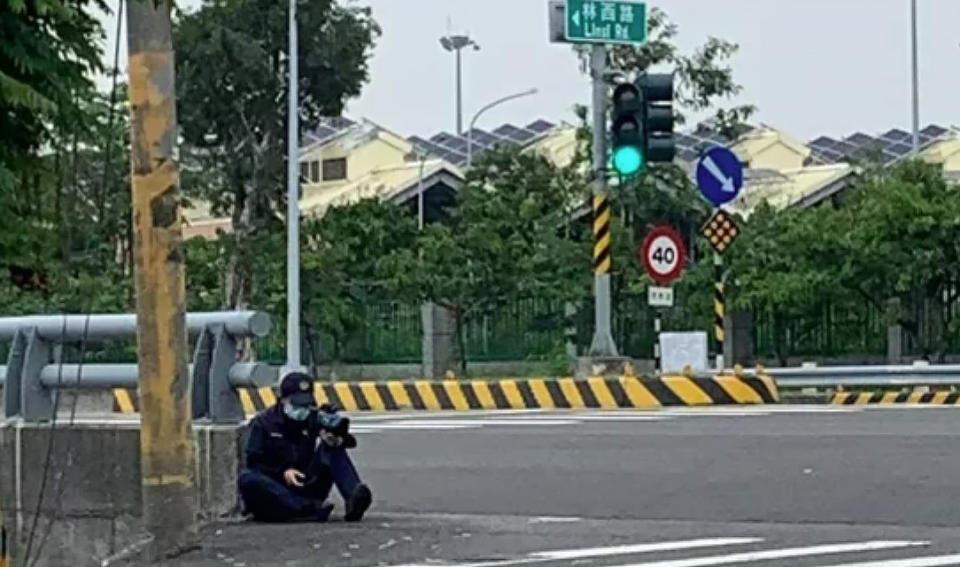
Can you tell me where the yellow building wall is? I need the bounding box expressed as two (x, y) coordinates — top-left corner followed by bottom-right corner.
(929, 139), (960, 173)
(300, 131), (412, 202)
(733, 135), (808, 171)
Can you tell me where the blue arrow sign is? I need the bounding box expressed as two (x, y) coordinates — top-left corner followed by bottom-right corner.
(696, 146), (743, 207)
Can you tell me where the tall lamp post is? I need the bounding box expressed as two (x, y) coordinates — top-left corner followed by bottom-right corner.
(285, 0), (301, 374)
(910, 0), (920, 154)
(439, 34), (480, 135)
(467, 88), (538, 167)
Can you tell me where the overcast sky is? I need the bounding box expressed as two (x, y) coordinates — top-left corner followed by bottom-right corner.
(101, 0), (960, 142)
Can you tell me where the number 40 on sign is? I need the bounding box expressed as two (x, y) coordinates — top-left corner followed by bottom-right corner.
(639, 224), (686, 286)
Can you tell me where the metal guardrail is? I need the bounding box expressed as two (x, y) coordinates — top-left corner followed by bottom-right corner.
(743, 363), (960, 388)
(0, 311), (275, 422)
(0, 311), (270, 341)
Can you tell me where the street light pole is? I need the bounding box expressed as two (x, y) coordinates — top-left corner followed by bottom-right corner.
(285, 0), (301, 373)
(910, 0), (920, 154)
(456, 48), (463, 136)
(467, 88), (539, 167)
(440, 34), (480, 135)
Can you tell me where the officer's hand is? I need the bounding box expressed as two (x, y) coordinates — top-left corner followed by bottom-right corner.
(319, 430), (343, 448)
(283, 468), (305, 487)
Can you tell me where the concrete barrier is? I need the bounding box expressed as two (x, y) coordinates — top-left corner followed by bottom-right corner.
(832, 390), (960, 405)
(109, 374), (779, 415)
(0, 422), (244, 567)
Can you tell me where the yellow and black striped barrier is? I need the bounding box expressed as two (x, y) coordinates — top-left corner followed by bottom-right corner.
(112, 374), (779, 416)
(832, 390), (960, 405)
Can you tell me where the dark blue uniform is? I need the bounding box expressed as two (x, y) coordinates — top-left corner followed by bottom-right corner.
(238, 404), (368, 522)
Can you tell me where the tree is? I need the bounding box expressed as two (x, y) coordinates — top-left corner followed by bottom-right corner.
(727, 161), (960, 361)
(300, 198), (419, 361)
(174, 0), (379, 312)
(397, 147), (591, 370)
(0, 0), (106, 190)
(0, 0), (112, 302)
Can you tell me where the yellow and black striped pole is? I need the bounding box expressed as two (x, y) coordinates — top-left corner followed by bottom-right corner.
(714, 252), (725, 369)
(593, 194), (612, 275)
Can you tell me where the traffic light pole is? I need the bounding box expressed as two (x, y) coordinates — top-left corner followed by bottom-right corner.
(127, 0), (197, 559)
(589, 44), (618, 357)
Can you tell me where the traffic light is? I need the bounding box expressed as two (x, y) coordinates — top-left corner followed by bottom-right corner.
(637, 73), (675, 163)
(610, 82), (644, 175)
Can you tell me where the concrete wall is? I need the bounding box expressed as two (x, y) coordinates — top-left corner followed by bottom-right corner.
(0, 422), (244, 567)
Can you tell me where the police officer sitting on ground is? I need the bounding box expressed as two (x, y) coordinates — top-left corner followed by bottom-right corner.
(238, 372), (373, 522)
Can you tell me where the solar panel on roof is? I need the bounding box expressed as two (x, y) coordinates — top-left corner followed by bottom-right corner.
(810, 138), (840, 151)
(468, 129), (500, 147)
(306, 125), (339, 144)
(888, 143), (912, 156)
(444, 151), (467, 165)
(813, 147), (844, 163)
(408, 136), (454, 159)
(525, 120), (555, 133)
(507, 129), (535, 143)
(834, 140), (860, 154)
(880, 129), (911, 143)
(441, 137), (468, 152)
(493, 124), (520, 136)
(921, 125), (948, 138)
(430, 132), (456, 144)
(845, 133), (876, 148)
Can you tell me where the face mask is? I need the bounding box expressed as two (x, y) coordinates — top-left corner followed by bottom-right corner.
(283, 402), (311, 421)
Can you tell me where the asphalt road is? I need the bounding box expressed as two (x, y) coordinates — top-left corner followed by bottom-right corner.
(167, 406), (960, 567)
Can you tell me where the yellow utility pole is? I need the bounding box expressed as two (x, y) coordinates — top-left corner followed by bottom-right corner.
(126, 0), (196, 559)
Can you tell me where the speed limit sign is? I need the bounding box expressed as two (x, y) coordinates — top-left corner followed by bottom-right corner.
(639, 225), (687, 285)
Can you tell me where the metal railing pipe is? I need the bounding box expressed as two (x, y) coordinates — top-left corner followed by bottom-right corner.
(0, 311), (271, 342)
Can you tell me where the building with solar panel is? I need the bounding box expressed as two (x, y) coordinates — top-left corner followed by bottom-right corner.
(181, 118), (960, 239)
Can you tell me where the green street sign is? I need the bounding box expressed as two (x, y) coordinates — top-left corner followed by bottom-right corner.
(565, 0), (646, 45)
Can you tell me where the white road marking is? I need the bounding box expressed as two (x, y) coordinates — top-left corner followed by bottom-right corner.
(531, 538), (764, 560)
(354, 409), (547, 422)
(385, 419), (580, 427)
(564, 415), (670, 421)
(528, 516), (582, 524)
(816, 554), (960, 567)
(352, 424), (475, 431)
(602, 541), (928, 567)
(745, 406), (865, 413)
(380, 538), (762, 567)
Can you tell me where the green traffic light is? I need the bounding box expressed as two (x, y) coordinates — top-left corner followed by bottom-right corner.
(613, 145), (643, 175)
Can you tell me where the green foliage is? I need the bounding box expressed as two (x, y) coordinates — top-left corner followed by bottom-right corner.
(174, 0), (380, 311)
(394, 147), (591, 368)
(300, 198), (419, 359)
(728, 161), (960, 360)
(0, 0), (106, 192)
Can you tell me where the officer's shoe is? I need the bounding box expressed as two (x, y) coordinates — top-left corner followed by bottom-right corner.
(344, 484), (372, 522)
(311, 501), (335, 523)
